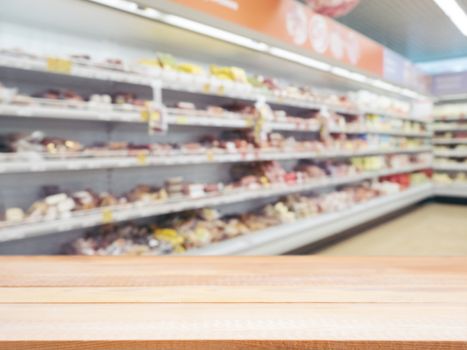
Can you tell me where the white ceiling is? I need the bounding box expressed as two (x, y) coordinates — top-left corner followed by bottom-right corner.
(337, 0), (467, 63)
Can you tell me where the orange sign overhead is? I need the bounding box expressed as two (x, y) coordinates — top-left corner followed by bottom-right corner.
(171, 0), (384, 76)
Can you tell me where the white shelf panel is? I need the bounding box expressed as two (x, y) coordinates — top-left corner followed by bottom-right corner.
(433, 125), (467, 132)
(0, 54), (152, 86)
(433, 139), (467, 145)
(2, 101), (430, 133)
(434, 164), (467, 172)
(0, 150), (432, 174)
(329, 127), (431, 138)
(434, 185), (467, 198)
(0, 102), (318, 132)
(434, 151), (467, 158)
(0, 103), (142, 122)
(167, 109), (321, 132)
(0, 165), (429, 242)
(167, 111), (249, 128)
(0, 53), (430, 122)
(435, 115), (467, 122)
(187, 184), (433, 255)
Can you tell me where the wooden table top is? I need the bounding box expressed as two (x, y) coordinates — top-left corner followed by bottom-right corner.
(0, 256), (466, 349)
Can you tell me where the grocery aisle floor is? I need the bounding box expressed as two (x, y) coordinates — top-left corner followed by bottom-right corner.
(316, 203), (467, 256)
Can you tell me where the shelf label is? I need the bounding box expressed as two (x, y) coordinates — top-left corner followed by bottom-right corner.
(102, 208), (113, 224)
(207, 150), (214, 162)
(253, 100), (273, 143)
(176, 116), (189, 124)
(245, 117), (255, 127)
(151, 111), (161, 121)
(203, 83), (211, 93)
(142, 102), (167, 134)
(140, 109), (149, 122)
(137, 152), (147, 165)
(47, 57), (72, 74)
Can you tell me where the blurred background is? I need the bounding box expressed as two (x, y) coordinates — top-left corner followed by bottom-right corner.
(0, 0), (466, 256)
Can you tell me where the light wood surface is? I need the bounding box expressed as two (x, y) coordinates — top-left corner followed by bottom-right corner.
(0, 256), (466, 349)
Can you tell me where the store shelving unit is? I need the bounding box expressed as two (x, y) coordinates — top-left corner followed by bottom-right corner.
(0, 53), (433, 123)
(432, 105), (467, 198)
(0, 164), (430, 243)
(433, 139), (467, 145)
(434, 164), (467, 172)
(0, 148), (431, 174)
(0, 0), (435, 255)
(188, 184), (433, 255)
(434, 184), (467, 198)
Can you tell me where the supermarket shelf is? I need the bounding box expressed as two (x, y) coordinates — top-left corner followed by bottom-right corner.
(329, 127), (431, 138)
(167, 109), (321, 131)
(0, 149), (432, 174)
(0, 102), (142, 123)
(433, 184), (467, 198)
(433, 125), (467, 132)
(187, 184), (433, 255)
(0, 53), (429, 123)
(0, 53), (152, 86)
(2, 101), (430, 133)
(434, 150), (467, 158)
(0, 165), (429, 242)
(0, 102), (320, 131)
(434, 164), (467, 172)
(433, 139), (467, 145)
(435, 115), (467, 121)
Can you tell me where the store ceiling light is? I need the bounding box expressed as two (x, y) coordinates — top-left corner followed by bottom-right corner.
(87, 0), (428, 100)
(433, 0), (467, 36)
(268, 47), (331, 72)
(369, 79), (401, 93)
(164, 14), (269, 52)
(330, 67), (368, 83)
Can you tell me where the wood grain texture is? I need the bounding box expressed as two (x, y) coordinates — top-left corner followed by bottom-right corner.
(0, 256), (466, 349)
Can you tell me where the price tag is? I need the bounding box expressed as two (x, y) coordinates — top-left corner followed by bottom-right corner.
(102, 208), (113, 224)
(150, 111), (160, 121)
(47, 57), (72, 74)
(218, 85), (225, 95)
(207, 150), (214, 162)
(176, 116), (189, 125)
(140, 110), (149, 122)
(203, 83), (211, 93)
(137, 152), (147, 165)
(246, 117), (255, 127)
(144, 101), (167, 134)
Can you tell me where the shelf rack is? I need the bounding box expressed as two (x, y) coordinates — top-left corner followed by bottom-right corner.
(0, 164), (430, 243)
(0, 41), (433, 254)
(0, 148), (431, 174)
(434, 184), (467, 198)
(0, 53), (430, 123)
(432, 110), (467, 196)
(187, 184), (433, 255)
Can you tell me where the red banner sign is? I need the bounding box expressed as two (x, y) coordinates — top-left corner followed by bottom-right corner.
(171, 0), (384, 75)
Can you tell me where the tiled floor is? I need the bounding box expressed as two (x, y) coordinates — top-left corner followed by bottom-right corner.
(317, 203), (467, 256)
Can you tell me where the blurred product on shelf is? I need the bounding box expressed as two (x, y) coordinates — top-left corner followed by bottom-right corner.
(0, 125), (430, 164)
(0, 83), (147, 111)
(0, 131), (84, 154)
(65, 172), (430, 256)
(0, 30), (436, 255)
(0, 157), (431, 226)
(433, 103), (467, 119)
(0, 49), (414, 117)
(433, 132), (467, 142)
(328, 112), (428, 134)
(434, 172), (467, 185)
